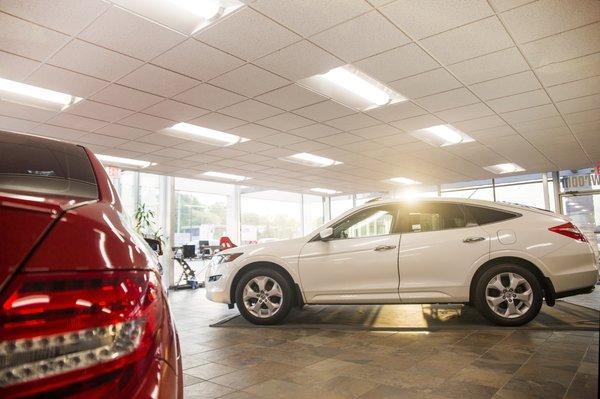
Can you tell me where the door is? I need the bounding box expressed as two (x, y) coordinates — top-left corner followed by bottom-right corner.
(397, 202), (490, 303)
(299, 204), (401, 303)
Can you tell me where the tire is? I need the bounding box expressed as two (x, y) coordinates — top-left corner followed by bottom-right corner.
(235, 267), (292, 325)
(474, 263), (543, 326)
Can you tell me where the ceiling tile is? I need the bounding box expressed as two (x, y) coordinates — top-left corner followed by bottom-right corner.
(219, 100), (282, 122)
(389, 68), (462, 99)
(354, 43), (439, 83)
(232, 140), (275, 153)
(535, 52), (600, 87)
(293, 100), (355, 122)
(151, 147), (194, 159)
(258, 132), (304, 146)
(311, 11), (409, 62)
(351, 124), (402, 139)
(0, 12), (69, 61)
(365, 101), (427, 123)
(0, 0), (109, 36)
(0, 50), (40, 80)
(324, 113), (380, 130)
(0, 100), (55, 122)
(119, 64), (198, 97)
(555, 93), (600, 114)
(448, 47), (530, 85)
(26, 64), (108, 98)
(316, 132), (363, 146)
(137, 132), (187, 146)
(251, 0), (371, 37)
(48, 39), (143, 81)
(421, 17), (513, 65)
(501, 103), (559, 123)
(520, 22), (600, 68)
(255, 84), (326, 111)
(470, 71), (541, 100)
(284, 140), (330, 152)
(563, 108), (600, 125)
(141, 100), (209, 121)
(489, 0), (534, 12)
(227, 123), (282, 140)
(381, 0), (493, 39)
(67, 100), (133, 122)
(210, 64), (289, 97)
(487, 89), (551, 113)
(416, 88), (479, 112)
(95, 124), (150, 140)
(90, 84), (163, 111)
(47, 113), (107, 131)
(187, 112), (246, 131)
(0, 115), (37, 132)
(118, 112), (174, 130)
(152, 39), (244, 81)
(79, 6), (185, 60)
(174, 84), (244, 110)
(288, 123), (341, 139)
(196, 7), (300, 61)
(547, 75), (600, 102)
(390, 113), (444, 131)
(254, 40), (343, 81)
(453, 115), (506, 131)
(500, 0), (600, 44)
(78, 132), (127, 147)
(435, 102), (495, 123)
(29, 124), (86, 141)
(257, 112), (314, 131)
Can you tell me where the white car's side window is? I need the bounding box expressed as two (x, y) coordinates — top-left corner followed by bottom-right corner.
(405, 203), (474, 233)
(333, 206), (396, 239)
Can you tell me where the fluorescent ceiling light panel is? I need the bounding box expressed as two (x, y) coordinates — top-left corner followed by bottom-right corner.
(0, 77), (81, 111)
(111, 0), (243, 35)
(164, 122), (248, 147)
(388, 177), (421, 185)
(281, 153), (342, 168)
(96, 154), (155, 168)
(310, 188), (339, 195)
(410, 124), (474, 147)
(483, 163), (525, 174)
(203, 171), (248, 181)
(298, 65), (407, 111)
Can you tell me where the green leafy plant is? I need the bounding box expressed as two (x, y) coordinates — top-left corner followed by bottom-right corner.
(134, 203), (165, 246)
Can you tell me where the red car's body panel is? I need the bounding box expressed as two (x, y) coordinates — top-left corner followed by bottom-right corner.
(0, 132), (182, 398)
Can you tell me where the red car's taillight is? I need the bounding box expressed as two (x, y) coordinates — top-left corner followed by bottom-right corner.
(0, 270), (163, 397)
(549, 222), (588, 242)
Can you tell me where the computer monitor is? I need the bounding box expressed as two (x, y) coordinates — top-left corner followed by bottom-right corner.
(182, 244), (196, 259)
(198, 240), (209, 247)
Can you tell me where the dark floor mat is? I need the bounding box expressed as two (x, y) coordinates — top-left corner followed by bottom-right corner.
(211, 301), (600, 331)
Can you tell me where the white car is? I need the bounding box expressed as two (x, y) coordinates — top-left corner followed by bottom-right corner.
(206, 198), (598, 326)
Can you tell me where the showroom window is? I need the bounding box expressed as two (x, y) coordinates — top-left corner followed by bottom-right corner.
(303, 194), (324, 234)
(332, 205), (396, 239)
(111, 170), (138, 218)
(330, 194), (354, 218)
(240, 190), (302, 244)
(403, 202), (470, 233)
(355, 192), (384, 206)
(494, 173), (547, 209)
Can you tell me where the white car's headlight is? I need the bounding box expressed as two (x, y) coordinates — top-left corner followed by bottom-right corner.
(213, 252), (244, 265)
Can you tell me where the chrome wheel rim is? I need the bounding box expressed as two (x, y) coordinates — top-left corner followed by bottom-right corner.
(242, 276), (283, 318)
(485, 272), (533, 319)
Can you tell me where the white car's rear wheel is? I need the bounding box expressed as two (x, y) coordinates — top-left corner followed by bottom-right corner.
(475, 264), (543, 326)
(235, 268), (292, 325)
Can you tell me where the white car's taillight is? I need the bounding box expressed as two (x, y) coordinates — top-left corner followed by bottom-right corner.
(0, 270), (162, 397)
(548, 222), (588, 242)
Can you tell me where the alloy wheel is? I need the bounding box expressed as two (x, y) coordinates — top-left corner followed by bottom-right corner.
(242, 276), (283, 318)
(485, 272), (533, 319)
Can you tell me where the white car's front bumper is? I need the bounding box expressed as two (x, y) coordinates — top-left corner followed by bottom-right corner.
(204, 261), (234, 304)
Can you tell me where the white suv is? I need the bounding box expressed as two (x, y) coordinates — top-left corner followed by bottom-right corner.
(206, 198), (598, 326)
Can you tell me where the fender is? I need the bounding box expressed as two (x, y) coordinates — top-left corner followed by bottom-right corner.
(464, 249), (551, 287)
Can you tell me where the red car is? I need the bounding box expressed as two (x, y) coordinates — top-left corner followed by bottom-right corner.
(0, 131), (183, 398)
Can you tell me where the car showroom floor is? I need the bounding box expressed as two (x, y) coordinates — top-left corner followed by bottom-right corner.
(169, 289), (599, 399)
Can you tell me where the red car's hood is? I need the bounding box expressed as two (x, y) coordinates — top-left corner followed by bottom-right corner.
(0, 191), (94, 290)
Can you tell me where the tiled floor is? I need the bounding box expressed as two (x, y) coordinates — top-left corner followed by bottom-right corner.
(169, 289), (599, 399)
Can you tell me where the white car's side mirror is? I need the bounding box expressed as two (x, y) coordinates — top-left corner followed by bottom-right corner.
(319, 227), (333, 240)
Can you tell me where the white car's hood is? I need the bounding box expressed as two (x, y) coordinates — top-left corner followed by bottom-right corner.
(221, 237), (308, 259)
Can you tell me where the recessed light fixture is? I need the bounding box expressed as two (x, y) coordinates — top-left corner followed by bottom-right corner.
(298, 65), (407, 111)
(388, 177), (421, 185)
(111, 0), (243, 35)
(96, 154), (156, 168)
(202, 171), (248, 181)
(410, 124), (474, 147)
(483, 163), (525, 174)
(164, 122), (248, 147)
(0, 77), (82, 111)
(281, 152), (342, 168)
(310, 188), (339, 195)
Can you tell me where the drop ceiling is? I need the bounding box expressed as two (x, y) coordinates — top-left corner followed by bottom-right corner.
(0, 0), (599, 194)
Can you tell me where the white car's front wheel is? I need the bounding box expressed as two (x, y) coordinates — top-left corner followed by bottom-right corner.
(235, 268), (292, 325)
(474, 264), (543, 326)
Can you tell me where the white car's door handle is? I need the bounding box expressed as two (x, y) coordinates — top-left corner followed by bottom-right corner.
(374, 245), (397, 251)
(463, 236), (485, 243)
